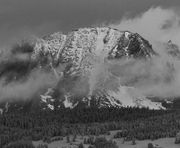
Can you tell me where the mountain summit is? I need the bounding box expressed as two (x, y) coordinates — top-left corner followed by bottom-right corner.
(33, 27), (155, 68)
(32, 27), (164, 110)
(0, 27), (165, 113)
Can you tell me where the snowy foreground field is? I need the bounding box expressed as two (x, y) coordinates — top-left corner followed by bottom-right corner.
(33, 131), (180, 148)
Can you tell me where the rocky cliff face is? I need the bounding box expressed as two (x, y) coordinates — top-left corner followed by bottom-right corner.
(0, 27), (167, 113)
(31, 27), (164, 110)
(33, 27), (155, 70)
(166, 40), (180, 58)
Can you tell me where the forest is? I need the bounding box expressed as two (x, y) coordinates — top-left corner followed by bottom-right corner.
(0, 107), (180, 147)
(1, 42), (180, 148)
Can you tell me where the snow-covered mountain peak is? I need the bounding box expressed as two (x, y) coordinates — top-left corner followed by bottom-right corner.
(29, 27), (165, 110)
(33, 27), (154, 75)
(0, 27), (165, 112)
(166, 40), (180, 58)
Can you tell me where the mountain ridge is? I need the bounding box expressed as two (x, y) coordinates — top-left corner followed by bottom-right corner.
(32, 27), (164, 111)
(1, 27), (175, 113)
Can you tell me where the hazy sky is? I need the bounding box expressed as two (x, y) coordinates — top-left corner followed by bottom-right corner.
(0, 0), (180, 47)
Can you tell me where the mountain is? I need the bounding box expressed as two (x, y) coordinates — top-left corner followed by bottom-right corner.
(166, 40), (180, 58)
(0, 27), (165, 113)
(32, 27), (155, 67)
(33, 27), (164, 110)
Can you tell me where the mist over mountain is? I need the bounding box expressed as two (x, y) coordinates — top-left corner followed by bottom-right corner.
(0, 26), (180, 113)
(1, 2), (180, 148)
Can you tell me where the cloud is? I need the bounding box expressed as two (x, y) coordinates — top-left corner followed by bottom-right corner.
(108, 7), (180, 98)
(0, 0), (180, 48)
(1, 5), (180, 103)
(0, 69), (57, 102)
(111, 7), (180, 46)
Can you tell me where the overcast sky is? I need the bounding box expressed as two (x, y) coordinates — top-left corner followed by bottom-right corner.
(0, 0), (180, 47)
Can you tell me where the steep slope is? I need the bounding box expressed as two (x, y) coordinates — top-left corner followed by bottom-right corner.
(0, 27), (165, 113)
(166, 40), (180, 58)
(33, 27), (155, 68)
(32, 27), (164, 110)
